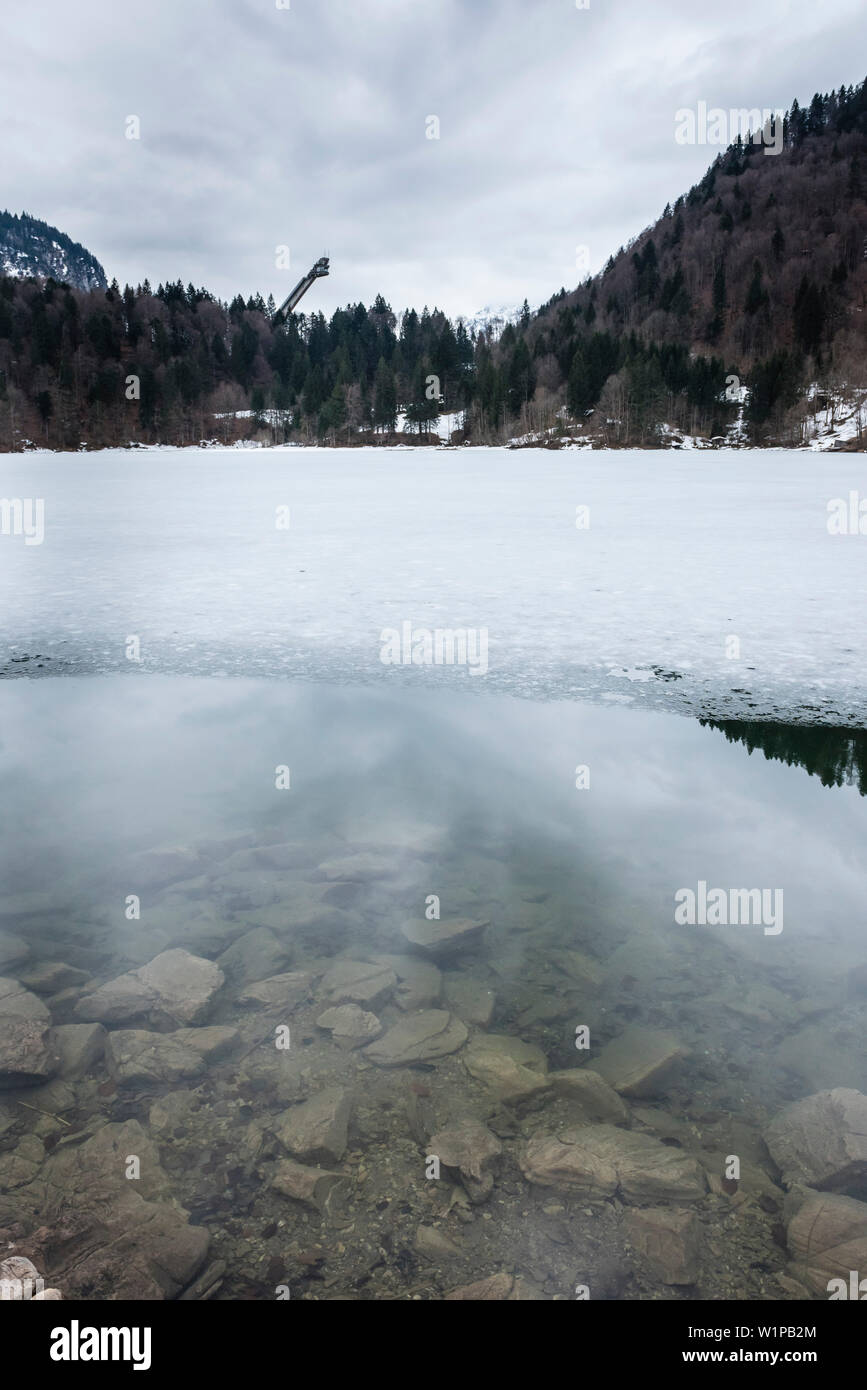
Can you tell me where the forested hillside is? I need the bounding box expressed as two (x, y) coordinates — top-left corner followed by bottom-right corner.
(2, 78), (866, 450)
(521, 79), (867, 444)
(0, 279), (476, 449)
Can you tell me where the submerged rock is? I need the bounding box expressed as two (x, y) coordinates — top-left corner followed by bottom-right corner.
(0, 1134), (46, 1190)
(370, 954), (442, 1010)
(315, 1003), (382, 1049)
(516, 994), (577, 1028)
(18, 962), (90, 995)
(0, 1018), (60, 1089)
(320, 959), (397, 1009)
(764, 1088), (867, 1193)
(74, 949), (224, 1028)
(175, 1026), (238, 1058)
(463, 1034), (549, 1103)
(246, 895), (355, 953)
(148, 1088), (207, 1142)
(53, 1023), (106, 1079)
(237, 971), (313, 1010)
(106, 1026), (237, 1086)
(0, 977), (50, 1022)
(626, 1207), (701, 1284)
(591, 1026), (688, 1098)
(710, 981), (799, 1029)
(217, 928), (291, 986)
(106, 1031), (205, 1086)
(415, 1225), (463, 1261)
(401, 917), (488, 961)
(443, 974), (495, 1028)
(551, 949), (605, 990)
(237, 1048), (306, 1106)
(548, 1068), (630, 1123)
(14, 1119), (211, 1299)
(428, 1119), (503, 1203)
(520, 1125), (707, 1202)
(275, 1087), (353, 1165)
(774, 1024), (866, 1094)
(0, 1254), (62, 1300)
(271, 1159), (348, 1210)
(154, 904), (238, 958)
(786, 1191), (867, 1296)
(364, 1010), (468, 1066)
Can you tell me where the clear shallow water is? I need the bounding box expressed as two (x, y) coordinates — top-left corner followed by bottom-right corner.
(2, 446), (867, 723)
(1, 678), (866, 1300)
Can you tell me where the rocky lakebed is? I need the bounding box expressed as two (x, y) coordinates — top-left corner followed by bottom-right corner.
(2, 822), (867, 1302)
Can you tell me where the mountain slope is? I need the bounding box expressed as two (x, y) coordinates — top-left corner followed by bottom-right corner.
(0, 210), (107, 292)
(509, 78), (867, 443)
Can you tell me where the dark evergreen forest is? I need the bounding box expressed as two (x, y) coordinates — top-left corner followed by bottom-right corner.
(2, 79), (866, 449)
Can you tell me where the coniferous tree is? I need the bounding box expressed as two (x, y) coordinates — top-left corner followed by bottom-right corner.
(744, 261), (768, 316)
(373, 356), (397, 432)
(793, 277), (825, 355)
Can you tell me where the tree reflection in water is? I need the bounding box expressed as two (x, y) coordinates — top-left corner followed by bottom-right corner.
(701, 719), (867, 795)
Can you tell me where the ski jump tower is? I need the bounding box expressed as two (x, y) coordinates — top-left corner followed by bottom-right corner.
(276, 256), (330, 316)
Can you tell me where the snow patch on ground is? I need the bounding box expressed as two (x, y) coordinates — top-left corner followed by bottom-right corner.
(393, 409), (464, 441)
(800, 388), (867, 451)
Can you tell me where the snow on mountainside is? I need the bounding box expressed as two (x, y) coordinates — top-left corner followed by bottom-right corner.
(0, 210), (107, 292)
(458, 304), (523, 339)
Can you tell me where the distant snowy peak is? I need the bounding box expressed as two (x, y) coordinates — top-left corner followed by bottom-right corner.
(459, 304), (525, 338)
(0, 210), (107, 292)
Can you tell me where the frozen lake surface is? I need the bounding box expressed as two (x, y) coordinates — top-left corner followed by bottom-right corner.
(1, 446), (865, 723)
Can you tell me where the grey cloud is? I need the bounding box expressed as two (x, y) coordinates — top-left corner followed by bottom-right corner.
(1, 0), (864, 315)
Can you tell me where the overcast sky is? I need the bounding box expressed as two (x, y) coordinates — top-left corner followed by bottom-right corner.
(2, 0), (865, 319)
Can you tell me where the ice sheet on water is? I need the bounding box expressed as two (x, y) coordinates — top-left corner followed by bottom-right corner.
(0, 446), (865, 725)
